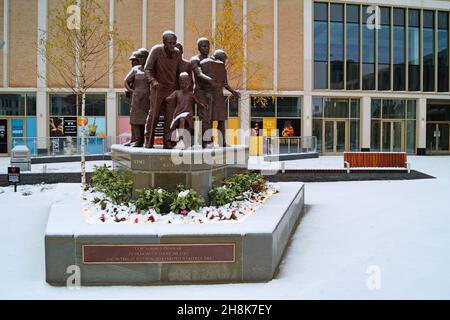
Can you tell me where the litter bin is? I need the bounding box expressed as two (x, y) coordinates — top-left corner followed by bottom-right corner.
(11, 145), (31, 171)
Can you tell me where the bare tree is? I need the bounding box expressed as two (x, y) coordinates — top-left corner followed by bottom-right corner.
(38, 0), (132, 189)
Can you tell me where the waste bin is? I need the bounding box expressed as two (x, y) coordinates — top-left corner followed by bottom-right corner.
(11, 145), (31, 171)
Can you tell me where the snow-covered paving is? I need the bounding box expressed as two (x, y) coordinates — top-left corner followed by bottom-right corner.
(0, 156), (449, 299)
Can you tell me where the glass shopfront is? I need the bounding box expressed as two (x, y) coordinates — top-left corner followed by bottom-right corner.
(371, 99), (416, 153)
(49, 93), (106, 155)
(0, 93), (37, 155)
(427, 102), (450, 154)
(312, 97), (360, 154)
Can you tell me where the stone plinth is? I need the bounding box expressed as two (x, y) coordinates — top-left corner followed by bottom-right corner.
(111, 144), (249, 198)
(45, 182), (305, 286)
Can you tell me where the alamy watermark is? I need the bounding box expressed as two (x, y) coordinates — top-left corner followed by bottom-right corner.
(66, 265), (81, 289)
(366, 265), (381, 290)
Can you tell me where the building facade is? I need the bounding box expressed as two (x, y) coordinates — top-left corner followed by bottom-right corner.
(0, 0), (449, 156)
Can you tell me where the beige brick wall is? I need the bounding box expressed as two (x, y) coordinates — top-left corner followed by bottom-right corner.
(114, 0), (142, 88)
(247, 0), (273, 91)
(184, 0), (211, 60)
(9, 0), (37, 88)
(0, 0), (3, 87)
(147, 0), (175, 50)
(278, 0), (303, 91)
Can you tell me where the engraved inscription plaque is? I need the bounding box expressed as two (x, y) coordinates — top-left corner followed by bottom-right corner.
(82, 243), (236, 264)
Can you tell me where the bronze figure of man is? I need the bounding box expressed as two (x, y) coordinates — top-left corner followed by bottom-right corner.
(200, 50), (240, 147)
(144, 31), (183, 149)
(190, 37), (217, 148)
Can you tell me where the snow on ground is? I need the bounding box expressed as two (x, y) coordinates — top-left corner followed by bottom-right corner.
(0, 156), (450, 299)
(0, 157), (112, 174)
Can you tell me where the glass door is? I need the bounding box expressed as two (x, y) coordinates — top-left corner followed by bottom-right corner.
(382, 121), (405, 152)
(427, 123), (450, 153)
(0, 119), (8, 155)
(323, 120), (348, 154)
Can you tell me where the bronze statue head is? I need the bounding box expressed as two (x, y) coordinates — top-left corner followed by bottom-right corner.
(136, 48), (149, 66)
(162, 30), (178, 53)
(213, 49), (228, 63)
(129, 51), (140, 67)
(175, 43), (184, 56)
(197, 37), (210, 56)
(179, 72), (190, 90)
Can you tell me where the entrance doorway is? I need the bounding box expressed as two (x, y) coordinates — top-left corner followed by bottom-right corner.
(0, 119), (8, 156)
(427, 123), (450, 153)
(382, 121), (404, 152)
(323, 120), (348, 154)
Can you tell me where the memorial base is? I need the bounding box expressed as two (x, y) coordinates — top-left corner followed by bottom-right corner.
(44, 182), (305, 286)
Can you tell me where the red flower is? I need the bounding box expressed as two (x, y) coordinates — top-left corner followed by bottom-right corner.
(134, 218), (139, 224)
(230, 211), (237, 220)
(148, 215), (155, 223)
(181, 210), (188, 216)
(100, 214), (106, 222)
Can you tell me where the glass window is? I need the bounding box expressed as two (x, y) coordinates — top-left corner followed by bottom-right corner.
(409, 9), (421, 91)
(438, 12), (449, 92)
(0, 94), (26, 116)
(118, 93), (130, 116)
(277, 119), (301, 138)
(314, 3), (329, 90)
(50, 94), (77, 116)
(406, 120), (416, 153)
(371, 99), (381, 118)
(378, 7), (391, 91)
(346, 5), (360, 90)
(407, 100), (417, 119)
(350, 99), (360, 118)
(362, 6), (376, 90)
(312, 97), (324, 117)
(350, 119), (360, 151)
(382, 99), (406, 119)
(313, 119), (323, 153)
(79, 94), (106, 116)
(324, 99), (349, 118)
(427, 105), (450, 121)
(26, 94), (36, 116)
(423, 10), (436, 92)
(330, 3), (344, 89)
(228, 96), (239, 117)
(394, 8), (406, 91)
(251, 97), (275, 118)
(371, 120), (381, 151)
(277, 97), (301, 118)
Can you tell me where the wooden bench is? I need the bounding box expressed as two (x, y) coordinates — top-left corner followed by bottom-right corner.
(343, 152), (410, 172)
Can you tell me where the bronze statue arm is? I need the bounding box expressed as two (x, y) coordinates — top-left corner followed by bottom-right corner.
(124, 68), (136, 93)
(192, 66), (217, 86)
(193, 94), (208, 110)
(144, 49), (161, 89)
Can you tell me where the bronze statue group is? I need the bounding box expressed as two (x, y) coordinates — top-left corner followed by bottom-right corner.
(124, 31), (240, 150)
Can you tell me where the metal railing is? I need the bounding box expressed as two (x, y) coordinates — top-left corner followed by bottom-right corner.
(263, 136), (318, 156)
(11, 136), (131, 157)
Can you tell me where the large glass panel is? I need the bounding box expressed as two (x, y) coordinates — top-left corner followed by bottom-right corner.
(406, 120), (416, 153)
(371, 99), (381, 118)
(382, 121), (392, 151)
(423, 10), (436, 92)
(427, 104), (450, 121)
(314, 2), (328, 89)
(26, 94), (36, 116)
(392, 121), (403, 152)
(277, 97), (301, 118)
(336, 121), (346, 152)
(362, 6), (375, 90)
(50, 94), (77, 116)
(438, 12), (449, 92)
(427, 123), (437, 150)
(118, 93), (130, 116)
(346, 5), (360, 90)
(228, 96), (239, 117)
(350, 99), (360, 118)
(409, 9), (421, 91)
(394, 8), (406, 91)
(438, 123), (450, 151)
(324, 99), (349, 118)
(0, 94), (26, 116)
(330, 3), (344, 89)
(407, 100), (417, 119)
(250, 97), (275, 117)
(371, 120), (381, 151)
(312, 97), (324, 117)
(78, 94), (106, 116)
(350, 119), (360, 151)
(324, 121), (334, 152)
(313, 119), (323, 153)
(277, 119), (301, 138)
(383, 99), (406, 119)
(378, 7), (391, 90)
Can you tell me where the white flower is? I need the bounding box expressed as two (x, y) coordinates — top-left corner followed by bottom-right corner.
(178, 190), (190, 198)
(158, 189), (163, 194)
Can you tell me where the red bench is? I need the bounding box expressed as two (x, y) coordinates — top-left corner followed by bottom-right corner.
(344, 152), (410, 172)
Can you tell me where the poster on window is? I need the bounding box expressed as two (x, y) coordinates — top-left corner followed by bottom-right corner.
(77, 117), (106, 138)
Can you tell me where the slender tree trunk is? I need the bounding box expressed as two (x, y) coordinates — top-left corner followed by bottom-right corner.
(81, 93), (86, 187)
